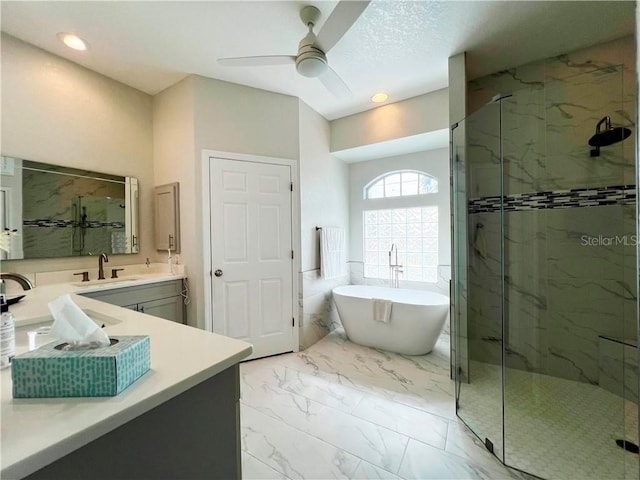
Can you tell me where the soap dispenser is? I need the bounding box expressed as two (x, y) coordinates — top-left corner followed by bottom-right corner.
(0, 298), (15, 369)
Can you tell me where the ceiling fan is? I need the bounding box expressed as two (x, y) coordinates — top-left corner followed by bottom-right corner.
(217, 1), (370, 98)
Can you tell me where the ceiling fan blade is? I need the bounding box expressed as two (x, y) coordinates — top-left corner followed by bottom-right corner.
(315, 1), (370, 53)
(318, 66), (352, 99)
(218, 55), (296, 67)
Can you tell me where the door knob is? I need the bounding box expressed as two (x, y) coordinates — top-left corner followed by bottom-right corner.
(214, 269), (223, 277)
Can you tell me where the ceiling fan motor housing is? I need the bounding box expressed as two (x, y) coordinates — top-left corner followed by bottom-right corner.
(296, 45), (327, 77)
(217, 1), (362, 96)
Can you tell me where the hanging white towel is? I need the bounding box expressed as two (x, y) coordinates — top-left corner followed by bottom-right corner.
(320, 227), (345, 280)
(372, 298), (393, 323)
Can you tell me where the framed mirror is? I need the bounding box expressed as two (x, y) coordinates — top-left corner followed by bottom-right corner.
(0, 156), (139, 260)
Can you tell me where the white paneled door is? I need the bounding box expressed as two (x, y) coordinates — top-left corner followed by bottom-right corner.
(210, 158), (294, 359)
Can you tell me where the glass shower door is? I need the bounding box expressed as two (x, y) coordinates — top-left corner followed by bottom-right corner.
(453, 64), (637, 479)
(453, 100), (505, 462)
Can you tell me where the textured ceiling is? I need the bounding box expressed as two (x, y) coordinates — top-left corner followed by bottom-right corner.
(1, 1), (635, 120)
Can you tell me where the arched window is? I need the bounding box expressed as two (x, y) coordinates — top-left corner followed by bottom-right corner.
(364, 170), (438, 199)
(362, 170), (439, 282)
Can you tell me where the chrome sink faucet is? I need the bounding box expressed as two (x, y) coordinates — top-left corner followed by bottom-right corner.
(97, 253), (109, 280)
(388, 244), (403, 288)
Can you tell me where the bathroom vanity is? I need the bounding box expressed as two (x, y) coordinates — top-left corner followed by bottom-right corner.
(0, 276), (252, 480)
(80, 279), (185, 324)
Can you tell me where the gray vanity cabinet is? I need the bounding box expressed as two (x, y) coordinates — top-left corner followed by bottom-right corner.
(124, 296), (184, 322)
(81, 280), (185, 324)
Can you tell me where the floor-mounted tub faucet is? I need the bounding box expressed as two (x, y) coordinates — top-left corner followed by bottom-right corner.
(388, 244), (403, 288)
(97, 253), (109, 280)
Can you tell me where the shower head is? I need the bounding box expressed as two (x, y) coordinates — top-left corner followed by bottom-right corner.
(589, 126), (631, 147)
(589, 116), (632, 157)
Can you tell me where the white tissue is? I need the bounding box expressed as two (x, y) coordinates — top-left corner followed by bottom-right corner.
(48, 294), (110, 347)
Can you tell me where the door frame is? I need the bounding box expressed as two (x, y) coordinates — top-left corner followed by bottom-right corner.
(201, 149), (300, 353)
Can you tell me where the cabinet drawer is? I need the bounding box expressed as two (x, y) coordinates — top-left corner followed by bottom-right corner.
(81, 280), (183, 307)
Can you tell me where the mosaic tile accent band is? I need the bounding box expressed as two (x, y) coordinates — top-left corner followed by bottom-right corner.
(23, 219), (125, 228)
(468, 185), (636, 214)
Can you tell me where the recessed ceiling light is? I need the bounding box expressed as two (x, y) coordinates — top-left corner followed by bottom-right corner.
(371, 92), (389, 103)
(57, 33), (88, 51)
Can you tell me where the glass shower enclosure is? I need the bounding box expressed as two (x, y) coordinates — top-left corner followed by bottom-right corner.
(452, 66), (638, 479)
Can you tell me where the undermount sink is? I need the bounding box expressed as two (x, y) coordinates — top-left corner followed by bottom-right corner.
(19, 308), (122, 327)
(15, 309), (122, 350)
(73, 277), (140, 288)
(80, 308), (123, 326)
(15, 308), (123, 332)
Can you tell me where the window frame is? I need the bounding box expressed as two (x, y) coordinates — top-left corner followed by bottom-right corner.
(363, 169), (438, 200)
(362, 169), (440, 283)
(362, 205), (439, 282)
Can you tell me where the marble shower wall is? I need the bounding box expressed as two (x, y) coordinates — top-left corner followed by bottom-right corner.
(545, 205), (634, 385)
(299, 269), (349, 350)
(469, 35), (635, 182)
(22, 165), (125, 258)
(464, 36), (637, 389)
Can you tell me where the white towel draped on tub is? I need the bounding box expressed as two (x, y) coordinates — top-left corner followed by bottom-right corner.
(372, 298), (392, 323)
(320, 227), (345, 280)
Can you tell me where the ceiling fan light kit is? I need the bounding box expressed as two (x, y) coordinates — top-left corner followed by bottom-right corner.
(295, 46), (327, 77)
(295, 7), (327, 78)
(217, 1), (371, 98)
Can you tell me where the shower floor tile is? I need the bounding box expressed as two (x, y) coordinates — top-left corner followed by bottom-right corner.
(458, 360), (639, 480)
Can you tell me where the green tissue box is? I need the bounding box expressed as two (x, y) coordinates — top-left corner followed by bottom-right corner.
(12, 335), (150, 398)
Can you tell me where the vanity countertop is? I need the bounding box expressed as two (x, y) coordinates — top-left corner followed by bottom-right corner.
(1, 277), (253, 479)
(10, 271), (186, 327)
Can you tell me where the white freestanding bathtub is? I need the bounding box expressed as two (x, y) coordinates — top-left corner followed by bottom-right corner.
(332, 285), (449, 356)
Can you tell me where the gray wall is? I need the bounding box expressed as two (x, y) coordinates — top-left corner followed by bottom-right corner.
(153, 75), (300, 329)
(299, 100), (350, 349)
(1, 34), (155, 273)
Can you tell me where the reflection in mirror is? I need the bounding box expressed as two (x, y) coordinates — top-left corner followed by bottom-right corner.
(0, 157), (139, 260)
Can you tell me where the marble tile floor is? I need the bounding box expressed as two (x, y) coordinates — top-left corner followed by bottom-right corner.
(459, 361), (639, 480)
(239, 329), (529, 479)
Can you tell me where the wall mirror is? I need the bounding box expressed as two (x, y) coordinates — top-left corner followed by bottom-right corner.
(0, 156), (139, 260)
